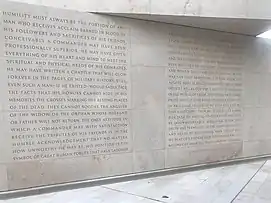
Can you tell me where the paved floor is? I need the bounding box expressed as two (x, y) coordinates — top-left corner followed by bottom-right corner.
(2, 160), (271, 203)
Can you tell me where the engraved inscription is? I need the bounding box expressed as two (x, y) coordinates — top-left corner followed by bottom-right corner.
(1, 9), (131, 161)
(167, 33), (244, 148)
(9, 111), (131, 161)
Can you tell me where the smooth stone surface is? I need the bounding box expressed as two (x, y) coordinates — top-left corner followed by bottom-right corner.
(133, 150), (165, 172)
(106, 162), (263, 203)
(2, 1), (271, 192)
(0, 165), (8, 192)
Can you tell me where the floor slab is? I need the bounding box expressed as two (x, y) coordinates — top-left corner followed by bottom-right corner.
(105, 161), (265, 203)
(232, 160), (271, 203)
(1, 160), (268, 203)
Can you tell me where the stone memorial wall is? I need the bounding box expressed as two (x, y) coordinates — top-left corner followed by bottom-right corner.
(1, 1), (271, 192)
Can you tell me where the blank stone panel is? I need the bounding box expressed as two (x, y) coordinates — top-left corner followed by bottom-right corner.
(243, 107), (271, 142)
(6, 161), (43, 190)
(39, 153), (134, 186)
(133, 150), (165, 173)
(130, 21), (169, 45)
(131, 66), (166, 151)
(0, 165), (8, 192)
(245, 39), (271, 74)
(2, 0), (271, 193)
(131, 66), (166, 110)
(0, 111), (12, 164)
(243, 107), (259, 142)
(165, 142), (243, 168)
(242, 72), (262, 107)
(259, 74), (271, 107)
(131, 43), (168, 67)
(132, 109), (165, 151)
(243, 72), (271, 108)
(6, 153), (134, 191)
(243, 139), (271, 157)
(0, 59), (8, 113)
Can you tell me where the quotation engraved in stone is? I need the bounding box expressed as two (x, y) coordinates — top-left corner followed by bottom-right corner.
(1, 9), (131, 161)
(167, 33), (243, 148)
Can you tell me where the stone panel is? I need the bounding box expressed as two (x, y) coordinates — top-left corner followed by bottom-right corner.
(40, 153), (133, 186)
(165, 142), (243, 168)
(7, 161), (43, 190)
(0, 112), (12, 164)
(131, 43), (168, 67)
(243, 73), (261, 107)
(243, 107), (271, 142)
(0, 165), (8, 191)
(243, 140), (271, 157)
(133, 150), (165, 172)
(131, 66), (165, 151)
(132, 109), (165, 151)
(2, 110), (132, 162)
(1, 0), (271, 192)
(166, 29), (244, 153)
(130, 21), (168, 45)
(131, 66), (166, 110)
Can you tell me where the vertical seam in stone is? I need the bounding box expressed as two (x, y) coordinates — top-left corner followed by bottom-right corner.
(241, 60), (245, 158)
(245, 0), (249, 18)
(163, 33), (169, 169)
(129, 25), (135, 172)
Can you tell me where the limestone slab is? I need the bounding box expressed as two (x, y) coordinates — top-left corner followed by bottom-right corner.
(131, 66), (166, 110)
(243, 73), (262, 107)
(133, 150), (165, 173)
(243, 140), (271, 157)
(258, 74), (271, 107)
(132, 109), (165, 151)
(0, 165), (8, 192)
(0, 112), (12, 164)
(6, 161), (43, 190)
(131, 66), (166, 151)
(245, 39), (271, 74)
(130, 21), (168, 45)
(40, 153), (133, 186)
(131, 44), (168, 67)
(165, 142), (243, 168)
(243, 107), (271, 141)
(2, 0), (271, 192)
